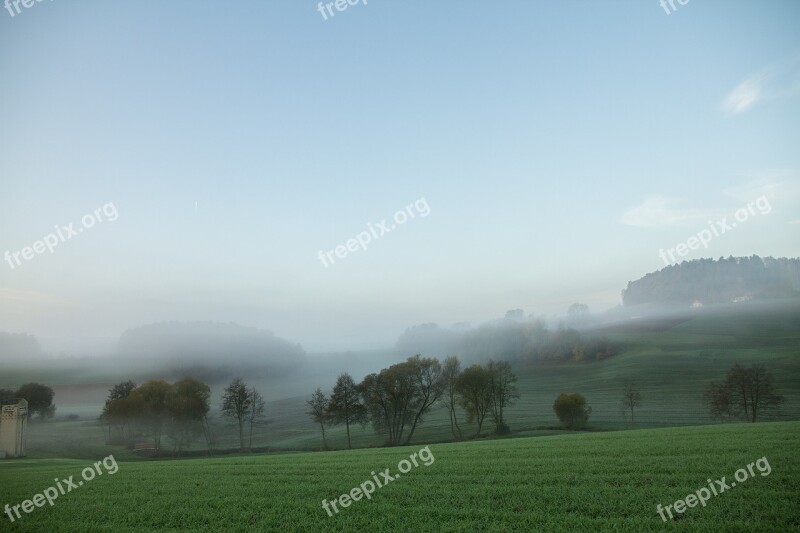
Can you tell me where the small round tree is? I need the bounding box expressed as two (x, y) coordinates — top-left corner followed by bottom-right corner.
(553, 393), (592, 430)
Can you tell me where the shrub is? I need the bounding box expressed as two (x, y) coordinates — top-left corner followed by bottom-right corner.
(553, 393), (592, 429)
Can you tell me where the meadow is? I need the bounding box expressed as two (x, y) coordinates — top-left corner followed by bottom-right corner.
(1, 422), (798, 532)
(10, 303), (800, 455)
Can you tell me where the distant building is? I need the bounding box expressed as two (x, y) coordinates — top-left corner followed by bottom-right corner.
(0, 398), (28, 458)
(690, 300), (703, 309)
(733, 294), (752, 303)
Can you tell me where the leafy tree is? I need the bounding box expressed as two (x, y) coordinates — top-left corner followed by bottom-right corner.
(328, 373), (366, 449)
(440, 356), (463, 440)
(221, 377), (251, 450)
(306, 388), (330, 450)
(455, 365), (492, 437)
(108, 381), (137, 402)
(361, 362), (417, 446)
(621, 381), (642, 426)
(130, 380), (172, 451)
(0, 388), (16, 401)
(487, 360), (519, 434)
(100, 384), (143, 444)
(166, 378), (210, 452)
(15, 382), (55, 420)
(553, 393), (591, 429)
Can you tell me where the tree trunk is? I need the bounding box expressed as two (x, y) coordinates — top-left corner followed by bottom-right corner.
(451, 405), (462, 440)
(405, 411), (424, 445)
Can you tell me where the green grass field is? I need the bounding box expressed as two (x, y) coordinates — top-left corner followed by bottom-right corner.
(2, 422), (798, 532)
(3, 304), (799, 531)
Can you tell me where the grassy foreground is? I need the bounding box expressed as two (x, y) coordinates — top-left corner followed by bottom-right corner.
(1, 422), (798, 532)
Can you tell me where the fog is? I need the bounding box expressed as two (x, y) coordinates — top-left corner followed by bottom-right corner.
(1, 0), (798, 446)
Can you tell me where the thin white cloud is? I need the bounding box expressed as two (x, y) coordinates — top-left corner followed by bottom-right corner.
(723, 76), (765, 115)
(723, 59), (800, 116)
(789, 220), (800, 225)
(722, 169), (800, 202)
(622, 170), (800, 230)
(619, 197), (722, 229)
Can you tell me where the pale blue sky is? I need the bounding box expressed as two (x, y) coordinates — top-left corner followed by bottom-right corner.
(1, 1), (799, 352)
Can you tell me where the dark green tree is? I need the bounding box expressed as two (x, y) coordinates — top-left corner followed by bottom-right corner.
(328, 373), (367, 449)
(15, 382), (55, 420)
(553, 393), (592, 429)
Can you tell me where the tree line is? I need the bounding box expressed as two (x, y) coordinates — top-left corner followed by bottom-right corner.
(306, 359), (787, 450)
(99, 377), (268, 454)
(622, 256), (800, 306)
(306, 355), (519, 449)
(397, 321), (616, 365)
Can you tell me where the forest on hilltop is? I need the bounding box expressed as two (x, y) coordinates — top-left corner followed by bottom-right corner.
(622, 256), (800, 307)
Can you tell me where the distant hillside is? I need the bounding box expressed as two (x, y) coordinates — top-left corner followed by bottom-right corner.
(622, 256), (800, 307)
(116, 322), (306, 382)
(397, 320), (615, 365)
(0, 332), (44, 361)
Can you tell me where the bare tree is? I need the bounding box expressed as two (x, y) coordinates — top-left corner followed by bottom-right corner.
(621, 381), (642, 426)
(221, 377), (251, 450)
(441, 356), (463, 440)
(201, 414), (217, 455)
(246, 387), (267, 450)
(703, 381), (732, 422)
(487, 360), (519, 434)
(725, 364), (783, 422)
(404, 355), (446, 445)
(306, 388), (330, 450)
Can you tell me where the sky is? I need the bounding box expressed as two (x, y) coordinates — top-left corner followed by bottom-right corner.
(1, 1), (799, 354)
